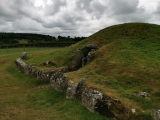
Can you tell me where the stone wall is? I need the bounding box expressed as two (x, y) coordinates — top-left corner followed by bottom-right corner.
(14, 58), (132, 119)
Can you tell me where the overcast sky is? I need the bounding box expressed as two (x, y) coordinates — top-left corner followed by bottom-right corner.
(0, 0), (160, 37)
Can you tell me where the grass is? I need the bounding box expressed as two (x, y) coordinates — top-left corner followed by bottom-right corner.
(0, 48), (108, 120)
(23, 23), (160, 118)
(1, 23), (160, 119)
(74, 38), (160, 111)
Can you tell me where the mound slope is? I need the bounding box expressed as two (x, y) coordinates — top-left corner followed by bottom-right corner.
(27, 23), (160, 119)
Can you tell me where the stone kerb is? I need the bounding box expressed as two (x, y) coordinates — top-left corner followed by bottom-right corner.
(24, 65), (37, 75)
(50, 71), (68, 92)
(14, 58), (27, 70)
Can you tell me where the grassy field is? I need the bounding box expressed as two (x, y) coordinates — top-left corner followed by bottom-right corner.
(1, 23), (160, 119)
(23, 23), (160, 119)
(0, 48), (108, 120)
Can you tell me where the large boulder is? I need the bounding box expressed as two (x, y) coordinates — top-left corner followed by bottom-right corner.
(68, 49), (84, 71)
(66, 80), (78, 99)
(66, 79), (85, 100)
(75, 79), (85, 100)
(81, 86), (129, 119)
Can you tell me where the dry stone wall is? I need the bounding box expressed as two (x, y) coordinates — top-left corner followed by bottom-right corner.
(14, 57), (133, 120)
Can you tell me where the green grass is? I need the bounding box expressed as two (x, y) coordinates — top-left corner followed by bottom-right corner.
(0, 48), (108, 120)
(26, 23), (159, 118)
(1, 23), (160, 119)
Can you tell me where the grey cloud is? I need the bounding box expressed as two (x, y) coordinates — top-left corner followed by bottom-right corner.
(42, 21), (70, 29)
(12, 18), (42, 31)
(76, 0), (92, 10)
(107, 0), (151, 23)
(64, 13), (86, 25)
(0, 0), (159, 37)
(76, 0), (107, 19)
(0, 0), (34, 22)
(41, 8), (86, 30)
(114, 13), (149, 23)
(45, 0), (67, 15)
(89, 1), (107, 19)
(0, 2), (20, 21)
(0, 0), (44, 27)
(109, 0), (139, 15)
(155, 2), (160, 14)
(150, 2), (160, 24)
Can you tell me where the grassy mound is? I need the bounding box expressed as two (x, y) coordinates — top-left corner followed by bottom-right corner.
(25, 23), (160, 118)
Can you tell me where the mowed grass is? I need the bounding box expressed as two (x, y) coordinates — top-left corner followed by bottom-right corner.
(0, 48), (108, 120)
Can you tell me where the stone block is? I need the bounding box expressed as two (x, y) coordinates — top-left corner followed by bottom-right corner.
(50, 71), (68, 92)
(66, 80), (78, 99)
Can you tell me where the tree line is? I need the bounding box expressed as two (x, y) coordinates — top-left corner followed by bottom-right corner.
(0, 33), (86, 45)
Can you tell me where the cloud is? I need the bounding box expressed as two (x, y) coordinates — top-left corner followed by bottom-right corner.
(12, 18), (43, 31)
(44, 0), (67, 15)
(155, 2), (160, 14)
(0, 0), (160, 36)
(109, 0), (139, 15)
(149, 2), (160, 24)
